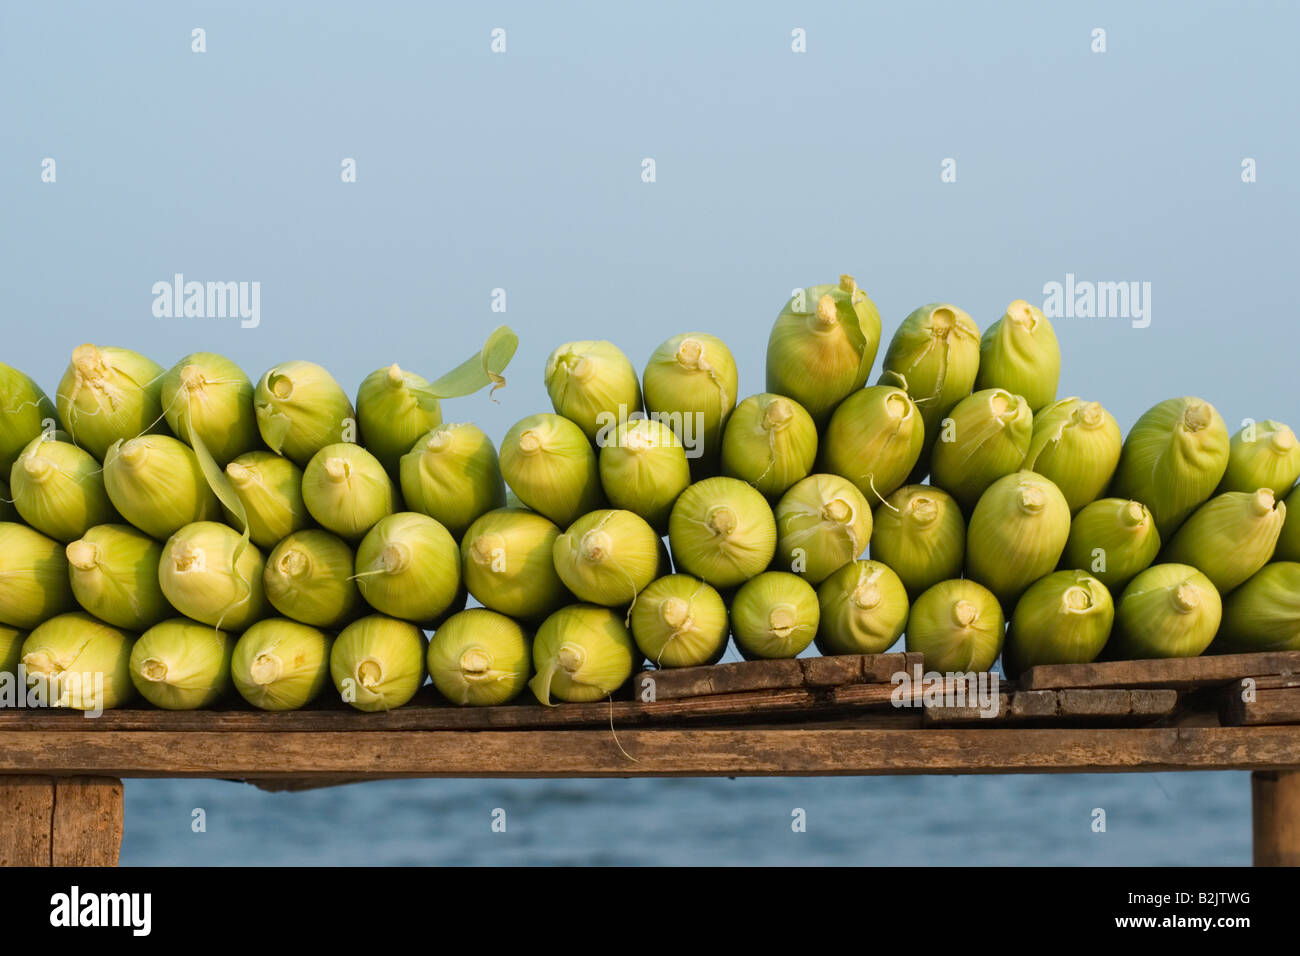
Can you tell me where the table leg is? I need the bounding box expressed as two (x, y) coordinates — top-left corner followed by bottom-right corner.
(1252, 769), (1300, 866)
(0, 776), (123, 867)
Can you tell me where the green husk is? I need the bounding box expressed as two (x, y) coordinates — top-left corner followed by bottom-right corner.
(222, 451), (308, 550)
(1217, 420), (1300, 497)
(426, 608), (531, 706)
(1110, 563), (1221, 659)
(929, 388), (1034, 512)
(158, 521), (269, 631)
(815, 560), (909, 656)
(1110, 396), (1230, 538)
(1277, 482), (1300, 562)
(461, 508), (568, 620)
(65, 524), (170, 631)
(330, 614), (427, 712)
(0, 480), (15, 523)
(499, 413), (603, 528)
(965, 471), (1071, 607)
(765, 275), (882, 425)
(545, 340), (643, 442)
(973, 299), (1060, 411)
(1214, 562), (1300, 653)
(905, 579), (1005, 673)
(231, 617), (333, 711)
(103, 435), (220, 539)
(667, 476), (777, 588)
(730, 571), (819, 660)
(628, 574), (729, 668)
(642, 332), (739, 472)
(263, 530), (361, 628)
(552, 509), (661, 607)
(597, 418), (691, 534)
(1021, 397), (1122, 513)
(0, 522), (76, 629)
(820, 385), (924, 505)
(56, 345), (166, 460)
(355, 365), (443, 477)
(720, 393), (818, 499)
(869, 485), (965, 598)
(254, 361), (356, 467)
(161, 353), (260, 466)
(0, 362), (60, 475)
(0, 624), (22, 677)
(1160, 488), (1285, 593)
(1002, 570), (1113, 677)
(11, 435), (116, 541)
(354, 512), (461, 623)
(528, 604), (639, 704)
(21, 612), (136, 711)
(399, 423), (506, 539)
(774, 473), (872, 585)
(129, 618), (233, 710)
(301, 443), (397, 540)
(1061, 498), (1161, 594)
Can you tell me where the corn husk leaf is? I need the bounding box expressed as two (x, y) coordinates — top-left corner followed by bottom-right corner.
(642, 332), (739, 474)
(1109, 563), (1221, 659)
(815, 559), (909, 656)
(930, 388), (1033, 512)
(56, 345), (166, 460)
(0, 624), (23, 678)
(0, 362), (60, 475)
(221, 451), (308, 550)
(66, 524), (170, 631)
(264, 529), (361, 628)
(500, 413), (603, 528)
(426, 608), (531, 706)
(1061, 498), (1161, 594)
(869, 485), (965, 598)
(1160, 488), (1285, 593)
(821, 386), (924, 506)
(355, 365), (443, 477)
(400, 423), (506, 539)
(161, 353), (260, 466)
(11, 435), (117, 541)
(597, 418), (691, 534)
(552, 508), (661, 608)
(973, 300), (1060, 411)
(158, 521), (269, 631)
(1021, 398), (1122, 513)
(905, 579), (1005, 673)
(330, 614), (427, 712)
(461, 508), (568, 620)
(774, 474), (872, 585)
(529, 604), (638, 704)
(0, 522), (76, 629)
(21, 612), (135, 711)
(1218, 420), (1300, 497)
(129, 618), (233, 710)
(1214, 562), (1300, 653)
(667, 476), (776, 589)
(231, 617), (332, 711)
(103, 435), (221, 540)
(253, 361), (356, 466)
(546, 340), (643, 442)
(720, 393), (818, 499)
(1003, 570), (1113, 677)
(965, 471), (1071, 607)
(731, 571), (819, 660)
(301, 443), (397, 541)
(354, 512), (460, 623)
(629, 574), (729, 668)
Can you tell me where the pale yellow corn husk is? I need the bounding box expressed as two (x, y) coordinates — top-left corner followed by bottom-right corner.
(103, 435), (220, 540)
(628, 574), (729, 668)
(929, 388), (1033, 512)
(0, 522), (76, 629)
(0, 362), (60, 476)
(254, 361), (356, 467)
(399, 423), (505, 539)
(354, 512), (460, 624)
(56, 345), (166, 460)
(1217, 420), (1300, 497)
(1277, 482), (1300, 562)
(222, 451), (307, 550)
(461, 508), (568, 620)
(667, 476), (777, 589)
(1003, 570), (1113, 677)
(499, 413), (603, 528)
(330, 614), (427, 712)
(66, 524), (170, 631)
(552, 509), (661, 607)
(1213, 562), (1300, 653)
(545, 340), (643, 443)
(264, 529), (361, 628)
(301, 443), (397, 541)
(1061, 498), (1161, 594)
(161, 353), (260, 466)
(642, 332), (739, 472)
(720, 393), (818, 499)
(427, 608), (531, 706)
(973, 300), (1060, 411)
(21, 612), (135, 711)
(774, 474), (872, 585)
(529, 604), (638, 705)
(11, 435), (116, 542)
(0, 624), (23, 677)
(1161, 488), (1285, 593)
(1110, 563), (1221, 659)
(231, 617), (332, 711)
(1021, 397), (1122, 513)
(904, 578), (1004, 673)
(597, 418), (691, 534)
(158, 521), (269, 631)
(965, 471), (1071, 607)
(869, 485), (965, 598)
(820, 386), (924, 505)
(129, 618), (233, 710)
(356, 364), (443, 477)
(815, 559), (909, 656)
(730, 571), (819, 660)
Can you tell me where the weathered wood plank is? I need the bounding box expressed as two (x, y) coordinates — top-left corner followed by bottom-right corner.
(925, 689), (1180, 725)
(1010, 691), (1057, 717)
(51, 777), (122, 866)
(1223, 688), (1300, 727)
(634, 652), (920, 701)
(1252, 770), (1300, 866)
(0, 776), (53, 866)
(1019, 652), (1300, 691)
(2, 726), (1300, 778)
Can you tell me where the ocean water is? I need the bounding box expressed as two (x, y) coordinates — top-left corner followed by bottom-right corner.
(121, 772), (1250, 866)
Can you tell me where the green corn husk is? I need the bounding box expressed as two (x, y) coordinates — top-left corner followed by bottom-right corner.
(667, 476), (777, 589)
(642, 332), (739, 472)
(1160, 488), (1285, 593)
(905, 579), (1005, 673)
(1109, 563), (1222, 660)
(1278, 483), (1300, 562)
(629, 574), (729, 668)
(400, 423), (506, 539)
(301, 443), (397, 541)
(774, 474), (873, 585)
(545, 340), (644, 443)
(0, 362), (60, 476)
(965, 471), (1071, 607)
(929, 388), (1034, 512)
(1218, 420), (1300, 497)
(1021, 398), (1122, 513)
(815, 559), (909, 656)
(1110, 397), (1230, 538)
(765, 275), (883, 425)
(973, 300), (1060, 411)
(529, 604), (639, 704)
(720, 393), (818, 499)
(597, 418), (691, 534)
(158, 521), (269, 631)
(263, 530), (361, 628)
(161, 353), (260, 466)
(1214, 562), (1300, 653)
(330, 614), (427, 712)
(66, 524), (170, 631)
(231, 617), (333, 711)
(730, 571), (819, 660)
(254, 361), (356, 467)
(0, 480), (15, 523)
(56, 345), (166, 461)
(461, 509), (568, 620)
(21, 612), (135, 711)
(1002, 570), (1114, 678)
(354, 512), (460, 623)
(499, 413), (603, 528)
(103, 435), (220, 540)
(868, 485), (965, 598)
(11, 435), (116, 541)
(1061, 498), (1161, 594)
(129, 618), (233, 710)
(821, 386), (925, 505)
(0, 624), (23, 677)
(878, 304), (981, 464)
(426, 608), (531, 706)
(0, 522), (76, 629)
(222, 451), (307, 550)
(355, 364), (443, 477)
(552, 509), (661, 607)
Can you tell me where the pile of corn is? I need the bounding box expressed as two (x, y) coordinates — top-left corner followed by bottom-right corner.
(3, 277), (1300, 713)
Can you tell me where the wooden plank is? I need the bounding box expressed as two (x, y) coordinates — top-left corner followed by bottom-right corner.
(1131, 690), (1180, 715)
(51, 777), (123, 867)
(1223, 688), (1300, 727)
(3, 726), (1300, 778)
(1019, 651), (1300, 691)
(1253, 770), (1300, 866)
(926, 689), (1179, 725)
(1010, 691), (1058, 718)
(634, 652), (920, 701)
(0, 776), (53, 866)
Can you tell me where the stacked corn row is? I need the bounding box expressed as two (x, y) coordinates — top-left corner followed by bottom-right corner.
(3, 276), (1300, 714)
